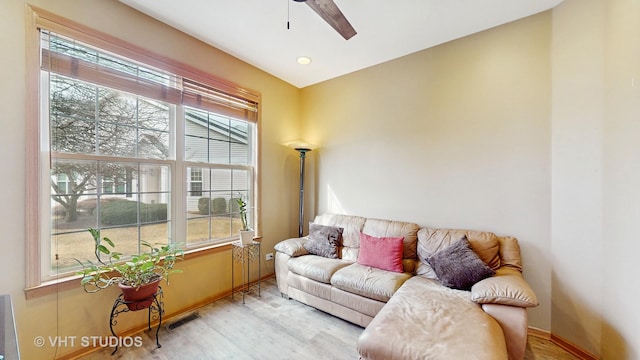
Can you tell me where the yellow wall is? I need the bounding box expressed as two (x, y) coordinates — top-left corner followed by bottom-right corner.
(0, 0), (301, 358)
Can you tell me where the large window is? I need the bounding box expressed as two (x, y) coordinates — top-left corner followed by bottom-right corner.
(184, 108), (255, 246)
(30, 22), (259, 285)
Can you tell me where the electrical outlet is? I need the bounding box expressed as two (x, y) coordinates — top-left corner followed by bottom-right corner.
(265, 252), (274, 261)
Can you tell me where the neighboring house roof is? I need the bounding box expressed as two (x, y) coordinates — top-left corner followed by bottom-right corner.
(185, 110), (248, 145)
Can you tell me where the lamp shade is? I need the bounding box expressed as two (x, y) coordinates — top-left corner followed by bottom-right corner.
(285, 140), (317, 152)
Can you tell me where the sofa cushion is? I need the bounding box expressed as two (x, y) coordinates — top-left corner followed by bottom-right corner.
(357, 276), (508, 360)
(314, 213), (367, 261)
(330, 287), (387, 318)
(498, 236), (523, 272)
(471, 267), (539, 307)
(362, 218), (420, 261)
(402, 259), (417, 274)
(287, 272), (333, 300)
(427, 237), (495, 290)
(331, 263), (412, 302)
(274, 237), (309, 257)
(415, 260), (437, 279)
(418, 227), (501, 270)
(303, 223), (344, 259)
(357, 233), (404, 273)
(287, 255), (352, 284)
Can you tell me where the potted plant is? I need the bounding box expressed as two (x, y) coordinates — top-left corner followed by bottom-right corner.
(235, 195), (254, 245)
(75, 228), (184, 310)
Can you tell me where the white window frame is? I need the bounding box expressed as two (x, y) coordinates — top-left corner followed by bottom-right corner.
(25, 6), (261, 292)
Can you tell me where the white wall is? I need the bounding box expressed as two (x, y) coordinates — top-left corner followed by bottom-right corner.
(602, 0), (640, 358)
(550, 0), (605, 355)
(551, 1), (640, 358)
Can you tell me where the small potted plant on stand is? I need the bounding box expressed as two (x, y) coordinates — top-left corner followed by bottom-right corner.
(235, 196), (254, 245)
(75, 228), (184, 310)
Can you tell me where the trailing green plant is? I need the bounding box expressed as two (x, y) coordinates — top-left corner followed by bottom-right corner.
(75, 228), (184, 292)
(235, 194), (250, 231)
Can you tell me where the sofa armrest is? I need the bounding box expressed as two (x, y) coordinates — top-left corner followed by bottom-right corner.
(482, 304), (528, 360)
(274, 237), (309, 257)
(471, 267), (539, 308)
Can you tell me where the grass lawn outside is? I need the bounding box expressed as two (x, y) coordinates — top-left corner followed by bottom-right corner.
(51, 212), (242, 273)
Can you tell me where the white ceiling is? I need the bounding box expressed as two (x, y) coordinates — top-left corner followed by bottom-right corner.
(119, 0), (563, 88)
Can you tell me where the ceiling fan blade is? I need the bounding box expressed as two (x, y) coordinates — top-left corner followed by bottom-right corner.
(303, 0), (357, 40)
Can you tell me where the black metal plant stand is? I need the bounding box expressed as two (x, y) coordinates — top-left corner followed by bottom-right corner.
(109, 287), (164, 355)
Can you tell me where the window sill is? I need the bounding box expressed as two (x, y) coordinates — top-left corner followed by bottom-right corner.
(23, 239), (261, 299)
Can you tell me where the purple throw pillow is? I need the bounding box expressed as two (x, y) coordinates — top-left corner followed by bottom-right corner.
(304, 223), (344, 259)
(427, 236), (495, 290)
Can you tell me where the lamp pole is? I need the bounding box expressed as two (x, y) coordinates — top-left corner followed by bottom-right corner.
(295, 147), (311, 237)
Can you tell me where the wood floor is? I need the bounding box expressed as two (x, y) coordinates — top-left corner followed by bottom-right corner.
(78, 278), (581, 360)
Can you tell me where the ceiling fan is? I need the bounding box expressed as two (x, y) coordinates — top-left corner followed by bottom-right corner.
(293, 0), (357, 40)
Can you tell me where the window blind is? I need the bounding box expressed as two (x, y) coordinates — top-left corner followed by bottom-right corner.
(41, 31), (182, 105)
(40, 31), (259, 122)
(182, 79), (258, 122)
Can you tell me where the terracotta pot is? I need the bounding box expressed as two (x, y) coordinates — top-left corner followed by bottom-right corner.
(118, 277), (161, 311)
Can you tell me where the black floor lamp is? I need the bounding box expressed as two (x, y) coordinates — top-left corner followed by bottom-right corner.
(294, 146), (311, 237)
(288, 141), (314, 237)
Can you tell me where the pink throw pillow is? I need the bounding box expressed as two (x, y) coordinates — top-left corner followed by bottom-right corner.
(357, 233), (405, 273)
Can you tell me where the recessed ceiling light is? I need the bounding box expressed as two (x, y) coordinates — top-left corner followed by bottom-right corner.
(297, 56), (312, 65)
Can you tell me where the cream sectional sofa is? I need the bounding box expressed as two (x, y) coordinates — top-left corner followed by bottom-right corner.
(274, 213), (539, 360)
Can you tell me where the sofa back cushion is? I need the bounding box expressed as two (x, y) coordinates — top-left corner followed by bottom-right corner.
(361, 218), (420, 273)
(417, 227), (501, 270)
(497, 236), (522, 272)
(362, 218), (420, 260)
(313, 214), (420, 273)
(314, 213), (366, 261)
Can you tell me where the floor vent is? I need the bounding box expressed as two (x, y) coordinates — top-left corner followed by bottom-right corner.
(166, 312), (200, 331)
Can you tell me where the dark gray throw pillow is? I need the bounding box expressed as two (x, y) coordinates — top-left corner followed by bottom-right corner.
(426, 236), (495, 290)
(303, 223), (344, 259)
